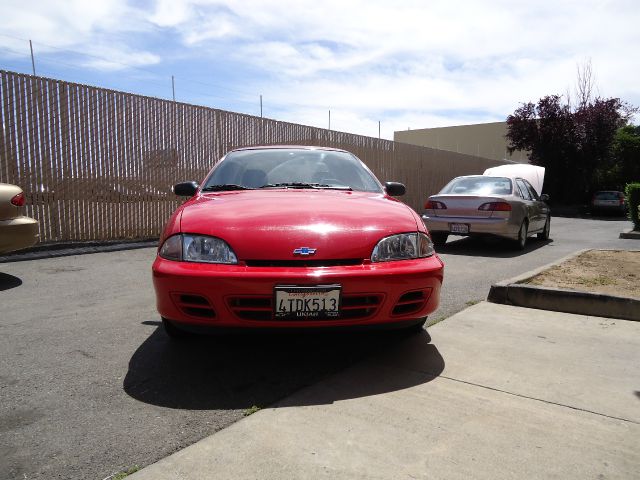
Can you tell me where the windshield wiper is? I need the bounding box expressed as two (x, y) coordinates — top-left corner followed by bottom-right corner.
(260, 182), (352, 190)
(317, 184), (352, 190)
(260, 182), (320, 189)
(201, 184), (253, 192)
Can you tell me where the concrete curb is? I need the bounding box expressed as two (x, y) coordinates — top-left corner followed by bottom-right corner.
(487, 249), (640, 322)
(0, 239), (158, 263)
(619, 229), (640, 239)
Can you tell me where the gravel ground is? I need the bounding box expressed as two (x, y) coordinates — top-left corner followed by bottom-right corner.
(525, 249), (640, 299)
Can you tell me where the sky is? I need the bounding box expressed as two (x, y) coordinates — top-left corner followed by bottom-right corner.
(1, 0), (638, 140)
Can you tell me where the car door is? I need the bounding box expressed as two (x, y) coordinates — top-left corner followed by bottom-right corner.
(515, 178), (542, 231)
(520, 178), (547, 231)
(524, 179), (550, 231)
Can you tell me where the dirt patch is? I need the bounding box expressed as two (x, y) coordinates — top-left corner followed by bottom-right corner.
(524, 250), (640, 300)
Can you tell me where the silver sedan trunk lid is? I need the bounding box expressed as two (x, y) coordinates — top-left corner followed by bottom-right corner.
(427, 195), (512, 218)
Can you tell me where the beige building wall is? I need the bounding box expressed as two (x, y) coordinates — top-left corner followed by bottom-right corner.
(394, 121), (529, 163)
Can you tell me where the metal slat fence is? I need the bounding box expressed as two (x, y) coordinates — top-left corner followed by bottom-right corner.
(0, 70), (507, 244)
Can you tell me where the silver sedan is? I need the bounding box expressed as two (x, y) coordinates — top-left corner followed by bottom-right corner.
(422, 175), (550, 249)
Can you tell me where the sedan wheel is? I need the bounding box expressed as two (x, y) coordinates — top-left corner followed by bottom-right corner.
(537, 216), (550, 240)
(430, 232), (449, 248)
(162, 317), (191, 339)
(516, 221), (528, 250)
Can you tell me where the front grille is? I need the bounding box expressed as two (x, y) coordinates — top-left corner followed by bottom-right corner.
(172, 293), (216, 319)
(227, 293), (383, 321)
(340, 294), (383, 320)
(227, 295), (272, 321)
(244, 259), (363, 268)
(392, 289), (429, 316)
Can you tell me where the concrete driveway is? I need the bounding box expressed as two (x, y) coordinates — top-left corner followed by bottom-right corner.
(130, 302), (640, 479)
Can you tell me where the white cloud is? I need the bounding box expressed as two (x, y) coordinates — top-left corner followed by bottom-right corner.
(1, 0), (639, 138)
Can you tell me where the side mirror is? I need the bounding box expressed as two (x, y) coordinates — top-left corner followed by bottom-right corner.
(173, 181), (199, 197)
(540, 193), (550, 202)
(385, 182), (406, 197)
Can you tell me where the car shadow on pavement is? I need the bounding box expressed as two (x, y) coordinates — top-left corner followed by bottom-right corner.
(123, 325), (444, 410)
(0, 272), (23, 291)
(435, 236), (552, 258)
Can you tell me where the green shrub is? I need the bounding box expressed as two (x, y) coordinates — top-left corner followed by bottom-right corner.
(625, 183), (640, 230)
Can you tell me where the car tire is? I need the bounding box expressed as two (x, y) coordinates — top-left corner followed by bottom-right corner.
(162, 317), (191, 339)
(516, 221), (528, 250)
(404, 318), (427, 334)
(431, 232), (448, 247)
(537, 216), (550, 240)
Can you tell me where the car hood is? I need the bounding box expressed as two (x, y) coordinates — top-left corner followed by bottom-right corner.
(179, 190), (419, 260)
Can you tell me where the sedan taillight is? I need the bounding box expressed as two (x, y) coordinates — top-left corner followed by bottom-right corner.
(425, 200), (447, 210)
(11, 192), (26, 207)
(478, 201), (512, 212)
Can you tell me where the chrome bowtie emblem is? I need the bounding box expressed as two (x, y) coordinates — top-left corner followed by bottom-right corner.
(293, 247), (317, 256)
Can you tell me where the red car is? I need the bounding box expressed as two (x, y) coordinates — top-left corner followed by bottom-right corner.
(152, 146), (444, 337)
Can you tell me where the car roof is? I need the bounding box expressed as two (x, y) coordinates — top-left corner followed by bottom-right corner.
(229, 145), (350, 154)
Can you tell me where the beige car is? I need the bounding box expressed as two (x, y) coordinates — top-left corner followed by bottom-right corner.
(0, 183), (39, 254)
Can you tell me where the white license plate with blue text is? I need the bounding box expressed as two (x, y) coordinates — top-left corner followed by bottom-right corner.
(274, 285), (341, 320)
(450, 223), (469, 234)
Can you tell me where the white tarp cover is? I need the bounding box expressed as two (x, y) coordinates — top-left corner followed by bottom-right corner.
(483, 164), (545, 196)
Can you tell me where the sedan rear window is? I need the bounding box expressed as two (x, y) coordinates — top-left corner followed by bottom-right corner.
(594, 191), (622, 200)
(440, 177), (512, 195)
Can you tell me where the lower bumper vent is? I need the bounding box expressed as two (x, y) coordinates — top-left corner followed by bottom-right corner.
(172, 293), (216, 319)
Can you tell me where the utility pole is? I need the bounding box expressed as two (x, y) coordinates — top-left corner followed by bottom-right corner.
(260, 95), (263, 118)
(29, 40), (36, 76)
(328, 110), (331, 131)
(378, 121), (381, 139)
(171, 76), (175, 101)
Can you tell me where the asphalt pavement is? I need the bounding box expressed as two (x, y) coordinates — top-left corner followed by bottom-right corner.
(0, 215), (637, 479)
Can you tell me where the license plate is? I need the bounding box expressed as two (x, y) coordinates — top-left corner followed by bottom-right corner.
(450, 223), (469, 234)
(274, 285), (341, 320)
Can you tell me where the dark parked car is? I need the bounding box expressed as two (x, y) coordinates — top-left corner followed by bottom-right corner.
(590, 191), (628, 216)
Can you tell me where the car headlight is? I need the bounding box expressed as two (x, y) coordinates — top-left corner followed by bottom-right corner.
(159, 234), (238, 264)
(371, 233), (434, 262)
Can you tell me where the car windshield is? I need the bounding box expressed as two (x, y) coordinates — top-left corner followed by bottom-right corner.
(440, 176), (512, 195)
(202, 148), (383, 193)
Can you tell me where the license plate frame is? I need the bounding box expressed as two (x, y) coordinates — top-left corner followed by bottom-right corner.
(274, 285), (342, 320)
(450, 223), (470, 234)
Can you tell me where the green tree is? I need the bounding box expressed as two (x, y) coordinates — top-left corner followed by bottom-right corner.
(606, 125), (640, 186)
(505, 95), (629, 203)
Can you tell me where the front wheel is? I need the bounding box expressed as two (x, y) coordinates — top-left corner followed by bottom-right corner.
(404, 318), (427, 334)
(162, 317), (191, 339)
(516, 221), (528, 250)
(431, 232), (449, 248)
(537, 216), (550, 240)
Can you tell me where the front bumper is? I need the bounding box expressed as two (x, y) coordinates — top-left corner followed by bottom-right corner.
(0, 216), (39, 254)
(152, 255), (444, 329)
(422, 215), (519, 240)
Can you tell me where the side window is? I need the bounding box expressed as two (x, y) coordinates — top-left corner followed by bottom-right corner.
(524, 180), (540, 201)
(516, 179), (532, 200)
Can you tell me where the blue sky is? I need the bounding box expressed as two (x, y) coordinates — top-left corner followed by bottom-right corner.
(1, 0), (639, 140)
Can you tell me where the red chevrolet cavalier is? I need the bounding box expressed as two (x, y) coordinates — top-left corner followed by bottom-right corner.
(152, 146), (444, 337)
